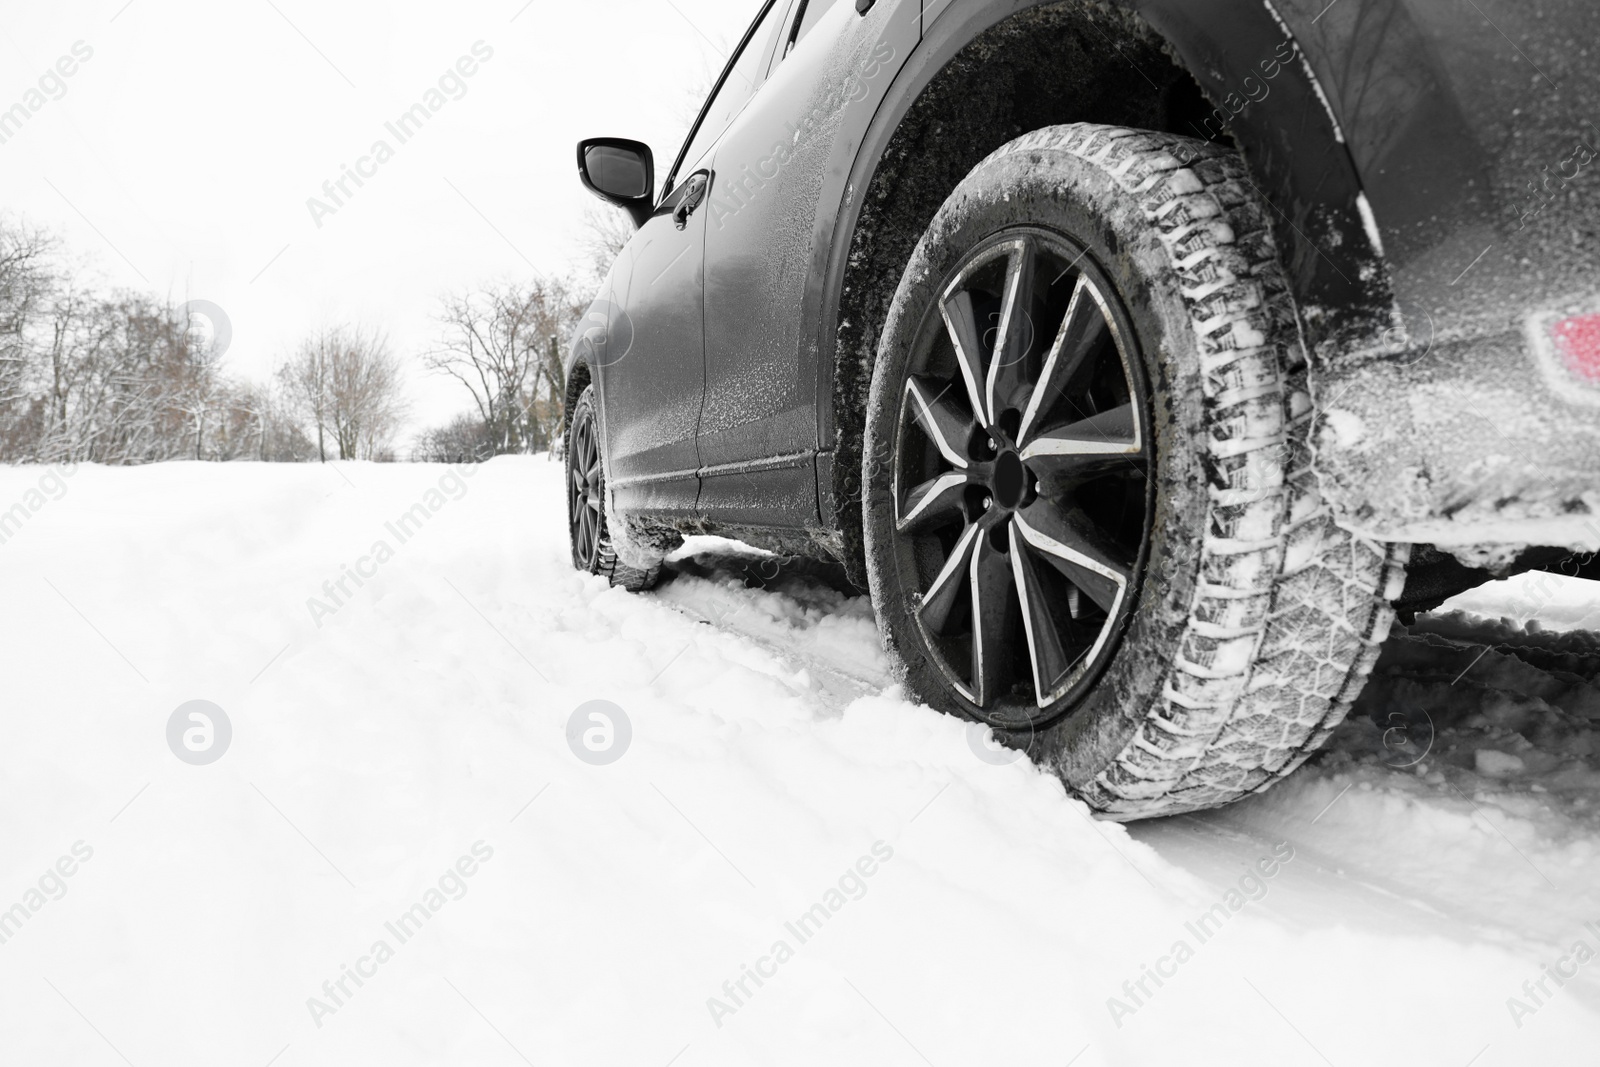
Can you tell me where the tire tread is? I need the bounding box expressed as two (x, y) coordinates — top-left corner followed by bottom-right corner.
(990, 124), (1405, 818)
(567, 385), (662, 593)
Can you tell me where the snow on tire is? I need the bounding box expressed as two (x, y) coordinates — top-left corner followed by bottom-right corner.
(567, 385), (661, 592)
(862, 123), (1408, 819)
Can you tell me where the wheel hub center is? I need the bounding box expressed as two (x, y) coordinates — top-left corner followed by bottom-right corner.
(992, 449), (1027, 510)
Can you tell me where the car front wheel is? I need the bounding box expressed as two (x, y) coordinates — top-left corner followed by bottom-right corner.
(862, 123), (1408, 818)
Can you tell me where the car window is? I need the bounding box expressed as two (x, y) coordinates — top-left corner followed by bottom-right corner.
(675, 1), (785, 180)
(787, 0), (840, 56)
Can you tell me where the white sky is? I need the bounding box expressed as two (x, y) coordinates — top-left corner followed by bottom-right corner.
(0, 0), (759, 437)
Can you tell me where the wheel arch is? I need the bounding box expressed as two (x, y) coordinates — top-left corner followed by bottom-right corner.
(818, 0), (1391, 587)
(565, 357), (593, 431)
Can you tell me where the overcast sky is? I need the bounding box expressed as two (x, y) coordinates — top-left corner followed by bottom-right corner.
(0, 0), (759, 435)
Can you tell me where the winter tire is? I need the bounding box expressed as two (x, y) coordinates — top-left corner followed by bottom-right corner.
(567, 385), (660, 592)
(862, 123), (1408, 818)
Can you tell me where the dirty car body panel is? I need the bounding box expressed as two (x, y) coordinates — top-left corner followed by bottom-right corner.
(570, 0), (1600, 569)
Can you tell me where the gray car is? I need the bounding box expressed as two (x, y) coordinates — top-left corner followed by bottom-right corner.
(564, 0), (1600, 818)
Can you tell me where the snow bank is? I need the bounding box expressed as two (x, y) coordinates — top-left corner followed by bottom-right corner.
(1, 459), (1596, 1064)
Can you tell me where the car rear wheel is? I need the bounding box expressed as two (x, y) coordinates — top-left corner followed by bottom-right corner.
(567, 384), (660, 591)
(862, 123), (1408, 818)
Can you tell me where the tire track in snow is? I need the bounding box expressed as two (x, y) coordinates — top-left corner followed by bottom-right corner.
(654, 548), (1600, 1013)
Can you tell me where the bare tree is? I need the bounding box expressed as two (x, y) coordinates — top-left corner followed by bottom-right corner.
(329, 328), (406, 460)
(0, 219), (57, 449)
(424, 278), (586, 455)
(279, 330), (331, 460)
(232, 380), (317, 461)
(579, 206), (634, 282)
(0, 220), (53, 349)
(278, 326), (407, 461)
(18, 289), (215, 464)
(411, 412), (495, 463)
(0, 217), (385, 465)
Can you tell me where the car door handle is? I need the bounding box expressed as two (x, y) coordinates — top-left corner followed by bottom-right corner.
(673, 170), (711, 229)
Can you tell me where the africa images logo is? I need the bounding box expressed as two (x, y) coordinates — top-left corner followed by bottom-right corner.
(305, 41), (495, 229)
(566, 700), (632, 765)
(0, 40), (94, 148)
(166, 700), (232, 766)
(571, 298), (634, 369)
(305, 841), (495, 1029)
(705, 841), (895, 1029)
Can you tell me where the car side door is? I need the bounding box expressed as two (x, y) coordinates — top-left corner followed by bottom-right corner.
(697, 0), (919, 528)
(596, 0), (791, 520)
(594, 174), (713, 520)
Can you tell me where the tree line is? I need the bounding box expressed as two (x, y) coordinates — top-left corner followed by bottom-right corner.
(0, 213), (614, 465)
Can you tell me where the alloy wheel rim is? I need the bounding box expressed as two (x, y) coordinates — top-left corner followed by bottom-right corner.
(570, 408), (603, 567)
(892, 228), (1153, 727)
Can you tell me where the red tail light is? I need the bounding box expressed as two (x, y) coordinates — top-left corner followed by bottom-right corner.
(1550, 313), (1600, 383)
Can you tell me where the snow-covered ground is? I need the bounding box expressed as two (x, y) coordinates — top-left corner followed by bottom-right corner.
(3, 457), (1599, 1066)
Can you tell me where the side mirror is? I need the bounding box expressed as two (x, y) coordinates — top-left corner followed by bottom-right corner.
(577, 138), (655, 228)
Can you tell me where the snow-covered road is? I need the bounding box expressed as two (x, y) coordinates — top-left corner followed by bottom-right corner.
(4, 457), (1599, 1066)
